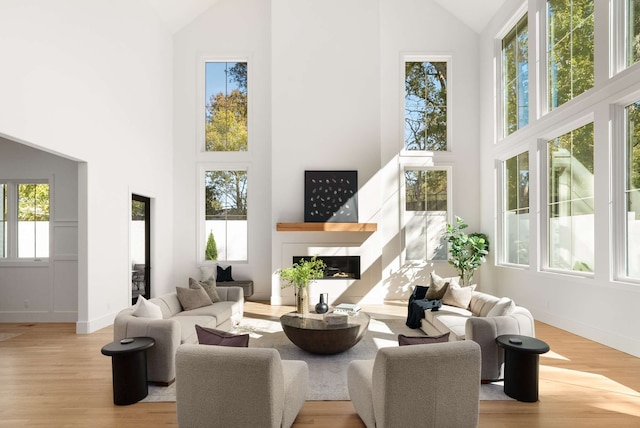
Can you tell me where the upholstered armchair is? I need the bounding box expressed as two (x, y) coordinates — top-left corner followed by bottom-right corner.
(175, 344), (309, 428)
(347, 341), (481, 428)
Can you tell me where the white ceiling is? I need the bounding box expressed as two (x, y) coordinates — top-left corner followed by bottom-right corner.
(146, 0), (506, 35)
(433, 0), (507, 34)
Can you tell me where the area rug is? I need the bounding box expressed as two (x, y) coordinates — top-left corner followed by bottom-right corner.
(142, 316), (513, 402)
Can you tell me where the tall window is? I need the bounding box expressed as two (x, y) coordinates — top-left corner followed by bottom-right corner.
(503, 152), (530, 265)
(0, 182), (50, 259)
(404, 169), (449, 261)
(628, 0), (640, 66)
(404, 61), (448, 151)
(625, 101), (640, 278)
(205, 62), (248, 152)
(547, 123), (594, 272)
(547, 0), (594, 111)
(204, 170), (247, 261)
(503, 15), (529, 136)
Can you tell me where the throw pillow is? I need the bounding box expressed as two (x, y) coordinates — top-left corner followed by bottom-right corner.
(486, 297), (516, 317)
(195, 325), (249, 347)
(132, 296), (163, 319)
(425, 271), (458, 300)
(217, 265), (234, 282)
(398, 332), (450, 346)
(189, 277), (221, 303)
(442, 283), (477, 309)
(200, 265), (216, 282)
(176, 284), (213, 311)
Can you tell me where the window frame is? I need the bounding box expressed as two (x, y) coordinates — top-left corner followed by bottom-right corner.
(539, 117), (595, 277)
(611, 0), (640, 75)
(197, 163), (250, 265)
(400, 164), (453, 264)
(542, 0), (596, 113)
(498, 8), (530, 139)
(498, 147), (532, 267)
(0, 179), (51, 263)
(197, 56), (252, 154)
(612, 97), (640, 283)
(401, 55), (453, 155)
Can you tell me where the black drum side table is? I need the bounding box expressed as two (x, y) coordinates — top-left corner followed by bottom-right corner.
(496, 334), (550, 402)
(101, 337), (155, 405)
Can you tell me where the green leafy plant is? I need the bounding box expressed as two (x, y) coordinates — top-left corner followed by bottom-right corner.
(276, 256), (326, 289)
(205, 231), (218, 261)
(445, 216), (489, 286)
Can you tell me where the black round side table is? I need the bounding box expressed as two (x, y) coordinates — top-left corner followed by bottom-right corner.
(496, 334), (550, 402)
(101, 337), (155, 405)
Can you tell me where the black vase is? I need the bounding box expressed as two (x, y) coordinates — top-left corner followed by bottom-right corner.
(315, 293), (329, 314)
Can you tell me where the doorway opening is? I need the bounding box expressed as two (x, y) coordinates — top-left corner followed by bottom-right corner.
(131, 194), (150, 305)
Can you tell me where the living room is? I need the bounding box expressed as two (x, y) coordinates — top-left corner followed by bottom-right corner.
(1, 0), (640, 426)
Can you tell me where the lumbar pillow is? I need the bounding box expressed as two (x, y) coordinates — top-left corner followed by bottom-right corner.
(425, 271), (458, 300)
(217, 265), (234, 282)
(200, 265), (217, 282)
(398, 332), (450, 346)
(486, 297), (516, 317)
(195, 325), (249, 347)
(176, 283), (213, 311)
(132, 296), (163, 319)
(442, 282), (476, 309)
(189, 277), (221, 303)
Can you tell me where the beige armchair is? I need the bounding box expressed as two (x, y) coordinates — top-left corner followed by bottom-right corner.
(175, 344), (309, 428)
(347, 341), (481, 428)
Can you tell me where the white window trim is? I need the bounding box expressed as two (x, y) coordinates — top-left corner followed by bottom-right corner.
(400, 54), (453, 155)
(0, 179), (51, 263)
(399, 163), (453, 264)
(496, 142), (533, 268)
(610, 0), (627, 76)
(197, 163), (250, 265)
(197, 56), (252, 156)
(539, 117), (596, 278)
(611, 103), (628, 281)
(495, 3), (529, 142)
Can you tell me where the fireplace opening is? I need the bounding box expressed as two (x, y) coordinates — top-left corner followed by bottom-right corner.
(292, 256), (361, 280)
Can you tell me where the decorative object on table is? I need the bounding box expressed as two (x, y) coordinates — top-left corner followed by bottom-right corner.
(445, 216), (489, 285)
(315, 293), (329, 314)
(304, 170), (358, 222)
(333, 303), (361, 315)
(324, 312), (348, 325)
(276, 256), (326, 314)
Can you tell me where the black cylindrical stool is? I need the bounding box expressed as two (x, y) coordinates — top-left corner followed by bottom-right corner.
(496, 334), (549, 402)
(101, 337), (155, 405)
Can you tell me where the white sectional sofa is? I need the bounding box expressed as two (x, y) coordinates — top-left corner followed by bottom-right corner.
(420, 287), (535, 381)
(113, 287), (244, 384)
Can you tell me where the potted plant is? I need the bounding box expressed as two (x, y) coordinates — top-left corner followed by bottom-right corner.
(277, 256), (326, 314)
(445, 216), (489, 286)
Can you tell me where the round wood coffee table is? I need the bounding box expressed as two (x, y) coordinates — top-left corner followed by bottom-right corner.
(280, 311), (370, 354)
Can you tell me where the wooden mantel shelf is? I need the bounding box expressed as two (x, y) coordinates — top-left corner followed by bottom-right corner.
(276, 222), (377, 232)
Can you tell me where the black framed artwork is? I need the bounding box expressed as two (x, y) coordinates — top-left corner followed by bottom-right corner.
(304, 170), (358, 223)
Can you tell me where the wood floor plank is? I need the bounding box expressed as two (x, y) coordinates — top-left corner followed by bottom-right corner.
(0, 301), (638, 427)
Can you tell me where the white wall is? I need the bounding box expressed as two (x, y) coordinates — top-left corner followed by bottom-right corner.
(0, 137), (78, 321)
(270, 0), (482, 305)
(0, 0), (175, 332)
(172, 0), (272, 298)
(479, 0), (640, 357)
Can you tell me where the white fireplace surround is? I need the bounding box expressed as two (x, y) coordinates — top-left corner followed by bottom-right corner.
(276, 243), (377, 307)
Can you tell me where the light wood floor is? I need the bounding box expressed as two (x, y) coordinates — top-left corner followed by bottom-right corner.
(1, 301), (639, 427)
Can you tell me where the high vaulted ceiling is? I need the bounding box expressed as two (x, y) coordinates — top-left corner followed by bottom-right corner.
(145, 0), (507, 35)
